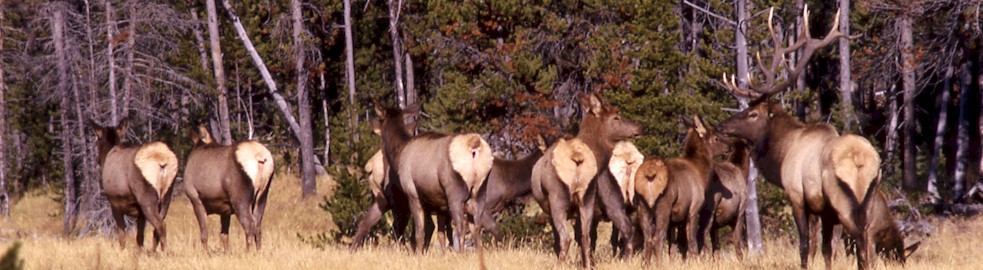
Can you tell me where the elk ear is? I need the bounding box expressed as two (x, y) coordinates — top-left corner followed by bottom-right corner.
(374, 103), (386, 118)
(115, 119), (128, 139)
(692, 114), (708, 138)
(197, 125), (214, 144)
(370, 119), (382, 135)
(579, 93), (604, 116)
(188, 126), (201, 144)
(536, 135), (548, 151)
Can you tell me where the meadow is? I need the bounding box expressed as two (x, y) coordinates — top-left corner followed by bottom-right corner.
(0, 173), (980, 270)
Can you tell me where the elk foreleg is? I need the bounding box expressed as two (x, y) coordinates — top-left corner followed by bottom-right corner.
(350, 200), (385, 250)
(821, 214), (836, 270)
(136, 215), (147, 249)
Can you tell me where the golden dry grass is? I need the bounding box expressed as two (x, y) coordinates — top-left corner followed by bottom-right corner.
(0, 174), (980, 269)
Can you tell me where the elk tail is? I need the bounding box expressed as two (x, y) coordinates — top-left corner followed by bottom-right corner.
(133, 142), (179, 200)
(551, 138), (598, 201)
(831, 135), (881, 204)
(236, 141), (276, 212)
(448, 134), (494, 198)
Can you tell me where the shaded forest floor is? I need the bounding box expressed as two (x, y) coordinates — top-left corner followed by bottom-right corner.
(0, 174), (981, 269)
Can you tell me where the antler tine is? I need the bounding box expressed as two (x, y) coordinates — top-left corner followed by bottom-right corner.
(720, 73), (760, 99)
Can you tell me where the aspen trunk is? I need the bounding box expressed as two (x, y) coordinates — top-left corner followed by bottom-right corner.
(206, 0), (233, 144)
(954, 62), (970, 203)
(343, 0), (358, 144)
(900, 16), (917, 191)
(54, 8), (77, 236)
(927, 65), (953, 203)
(105, 0), (118, 123)
(838, 0), (855, 130)
(293, 0), (317, 199)
(735, 0), (762, 255)
(120, 0), (136, 120)
(388, 0), (405, 108)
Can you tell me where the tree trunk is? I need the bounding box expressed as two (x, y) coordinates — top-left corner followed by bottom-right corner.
(927, 65), (953, 203)
(105, 0), (118, 123)
(321, 71), (330, 165)
(794, 0), (807, 119)
(292, 0), (317, 199)
(734, 0), (762, 255)
(838, 0), (855, 130)
(405, 53), (416, 106)
(900, 16), (917, 191)
(54, 8), (77, 236)
(119, 0), (136, 121)
(191, 11), (211, 77)
(0, 0), (7, 217)
(206, 0), (233, 145)
(343, 0), (358, 144)
(388, 0), (405, 108)
(954, 62), (970, 203)
(221, 0), (326, 175)
(885, 84), (900, 176)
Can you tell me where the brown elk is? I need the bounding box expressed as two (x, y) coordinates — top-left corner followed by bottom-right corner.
(699, 138), (749, 257)
(90, 119), (179, 251)
(472, 137), (547, 242)
(633, 158), (670, 262)
(718, 5), (871, 269)
(531, 135), (599, 267)
(371, 104), (494, 253)
(183, 126), (275, 251)
(644, 115), (727, 262)
(531, 93), (642, 267)
(842, 190), (920, 264)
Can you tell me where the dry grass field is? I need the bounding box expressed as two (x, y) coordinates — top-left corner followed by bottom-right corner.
(0, 173), (980, 269)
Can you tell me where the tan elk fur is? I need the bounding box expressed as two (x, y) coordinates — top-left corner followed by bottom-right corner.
(548, 137), (599, 202)
(634, 158), (669, 208)
(132, 142), (179, 200)
(364, 150), (386, 198)
(823, 134), (880, 205)
(448, 134), (495, 198)
(609, 141), (644, 204)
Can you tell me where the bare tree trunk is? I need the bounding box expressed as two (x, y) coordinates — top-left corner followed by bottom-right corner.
(900, 16), (917, 191)
(292, 0), (317, 199)
(734, 0), (762, 255)
(206, 0), (233, 145)
(320, 71), (330, 165)
(954, 62), (970, 203)
(83, 0), (98, 109)
(105, 0), (118, 123)
(885, 85), (900, 176)
(387, 0), (405, 108)
(794, 0), (807, 119)
(405, 52), (416, 106)
(221, 0), (326, 175)
(54, 7), (77, 236)
(191, 11), (211, 74)
(838, 0), (855, 130)
(119, 0), (136, 121)
(927, 65), (953, 203)
(343, 0), (358, 144)
(0, 0), (7, 217)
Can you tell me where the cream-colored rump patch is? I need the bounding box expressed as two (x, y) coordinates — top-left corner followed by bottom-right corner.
(634, 158), (669, 208)
(449, 134), (494, 197)
(133, 142), (179, 199)
(551, 138), (598, 201)
(365, 150), (386, 197)
(236, 141), (276, 201)
(609, 141), (644, 203)
(829, 134), (880, 203)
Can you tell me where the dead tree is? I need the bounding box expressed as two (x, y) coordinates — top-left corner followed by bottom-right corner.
(205, 0), (233, 144)
(292, 0), (317, 198)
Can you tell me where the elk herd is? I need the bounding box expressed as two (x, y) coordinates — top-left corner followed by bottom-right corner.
(81, 5), (922, 270)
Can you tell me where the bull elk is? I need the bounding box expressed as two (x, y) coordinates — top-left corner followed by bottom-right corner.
(183, 126), (275, 251)
(90, 119), (179, 251)
(718, 5), (869, 269)
(472, 136), (548, 242)
(634, 157), (669, 262)
(644, 115), (727, 262)
(699, 138), (749, 257)
(532, 93), (642, 267)
(371, 104), (494, 253)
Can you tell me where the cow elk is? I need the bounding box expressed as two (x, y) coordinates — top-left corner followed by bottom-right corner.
(645, 115), (727, 262)
(532, 93), (642, 267)
(371, 104), (494, 253)
(842, 190), (920, 265)
(184, 126), (275, 251)
(699, 138), (749, 257)
(472, 136), (548, 242)
(531, 135), (598, 267)
(90, 119), (179, 251)
(633, 158), (670, 262)
(606, 141), (644, 253)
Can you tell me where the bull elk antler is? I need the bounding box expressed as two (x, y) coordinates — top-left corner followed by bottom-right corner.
(723, 5), (860, 98)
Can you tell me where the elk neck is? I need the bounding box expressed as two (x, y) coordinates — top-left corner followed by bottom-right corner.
(681, 128), (713, 174)
(728, 140), (751, 178)
(576, 124), (614, 167)
(753, 109), (803, 171)
(380, 119), (413, 168)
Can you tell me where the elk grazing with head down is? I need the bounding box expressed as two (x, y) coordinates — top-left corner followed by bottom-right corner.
(718, 6), (871, 269)
(531, 93), (642, 267)
(699, 138), (749, 257)
(472, 136), (548, 242)
(183, 126), (275, 251)
(843, 190), (920, 264)
(643, 115), (727, 262)
(90, 119), (179, 251)
(633, 157), (670, 262)
(371, 103), (494, 253)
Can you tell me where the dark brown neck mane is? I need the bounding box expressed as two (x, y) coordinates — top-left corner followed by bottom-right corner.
(380, 114), (413, 168)
(729, 140), (750, 178)
(95, 128), (123, 166)
(577, 115), (614, 167)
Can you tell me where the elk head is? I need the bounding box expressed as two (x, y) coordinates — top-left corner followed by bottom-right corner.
(371, 103), (419, 137)
(717, 97), (778, 142)
(578, 93), (642, 144)
(88, 118), (127, 166)
(682, 114), (728, 159)
(189, 125), (216, 145)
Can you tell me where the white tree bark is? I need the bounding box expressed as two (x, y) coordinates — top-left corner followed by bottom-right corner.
(954, 63), (970, 202)
(120, 0), (136, 121)
(343, 0), (358, 144)
(388, 0), (405, 108)
(900, 16), (917, 191)
(838, 0), (855, 130)
(206, 0), (233, 145)
(735, 0), (762, 255)
(293, 0), (317, 199)
(927, 65), (953, 203)
(0, 0), (8, 217)
(104, 0), (118, 124)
